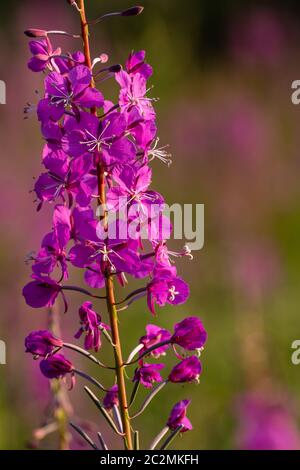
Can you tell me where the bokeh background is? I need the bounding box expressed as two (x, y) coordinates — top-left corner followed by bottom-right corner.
(1, 0), (300, 450)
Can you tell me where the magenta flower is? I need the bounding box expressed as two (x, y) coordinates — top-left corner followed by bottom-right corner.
(25, 330), (63, 357)
(31, 231), (69, 280)
(116, 70), (156, 121)
(70, 205), (95, 242)
(30, 205), (71, 279)
(62, 111), (135, 164)
(69, 221), (140, 281)
(171, 317), (207, 351)
(167, 400), (192, 432)
(41, 122), (69, 176)
(125, 50), (153, 80)
(133, 363), (165, 388)
(236, 394), (300, 450)
(38, 65), (104, 122)
(74, 301), (108, 352)
(22, 275), (64, 310)
(139, 324), (171, 358)
(54, 51), (86, 74)
(28, 38), (60, 72)
(107, 164), (164, 219)
(132, 119), (158, 161)
(34, 155), (96, 209)
(40, 353), (74, 379)
(103, 385), (119, 410)
(168, 356), (202, 383)
(147, 270), (190, 315)
(147, 214), (173, 244)
(53, 205), (72, 247)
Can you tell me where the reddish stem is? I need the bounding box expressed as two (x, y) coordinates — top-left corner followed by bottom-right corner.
(78, 0), (133, 450)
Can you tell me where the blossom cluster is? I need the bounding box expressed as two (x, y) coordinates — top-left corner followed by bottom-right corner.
(22, 4), (207, 450)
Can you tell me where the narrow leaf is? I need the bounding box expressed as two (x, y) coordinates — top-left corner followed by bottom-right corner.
(134, 430), (140, 450)
(100, 326), (115, 347)
(126, 344), (144, 365)
(74, 369), (106, 391)
(113, 405), (123, 433)
(131, 381), (167, 419)
(149, 426), (169, 450)
(69, 422), (98, 450)
(159, 425), (183, 450)
(97, 432), (108, 450)
(129, 380), (140, 408)
(84, 386), (123, 436)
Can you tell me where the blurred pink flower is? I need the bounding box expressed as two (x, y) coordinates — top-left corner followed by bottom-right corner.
(231, 240), (281, 303)
(229, 8), (288, 68)
(236, 393), (300, 450)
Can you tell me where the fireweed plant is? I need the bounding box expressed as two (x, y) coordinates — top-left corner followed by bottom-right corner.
(23, 0), (207, 450)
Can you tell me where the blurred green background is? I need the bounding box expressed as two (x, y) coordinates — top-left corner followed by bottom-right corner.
(1, 0), (300, 450)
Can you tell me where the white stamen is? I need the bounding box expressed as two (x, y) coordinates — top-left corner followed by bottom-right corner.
(80, 121), (112, 152)
(90, 243), (124, 274)
(168, 285), (179, 302)
(161, 244), (193, 263)
(50, 83), (74, 108)
(148, 138), (172, 166)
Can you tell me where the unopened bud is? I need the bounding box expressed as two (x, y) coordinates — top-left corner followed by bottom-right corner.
(94, 63), (121, 78)
(24, 29), (47, 38)
(121, 6), (144, 17)
(109, 64), (122, 73)
(66, 0), (81, 12)
(91, 6), (144, 25)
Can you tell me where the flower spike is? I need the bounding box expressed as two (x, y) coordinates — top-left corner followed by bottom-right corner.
(23, 0), (206, 451)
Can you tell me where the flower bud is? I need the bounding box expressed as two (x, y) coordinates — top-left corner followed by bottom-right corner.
(103, 385), (119, 410)
(171, 317), (207, 351)
(168, 356), (201, 383)
(167, 400), (192, 432)
(40, 353), (74, 379)
(133, 363), (164, 388)
(139, 324), (171, 358)
(25, 330), (63, 357)
(22, 275), (63, 310)
(121, 6), (144, 17)
(74, 302), (108, 352)
(24, 29), (47, 38)
(109, 64), (122, 73)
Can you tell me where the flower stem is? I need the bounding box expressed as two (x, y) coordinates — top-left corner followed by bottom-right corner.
(106, 276), (133, 449)
(48, 306), (72, 450)
(79, 0), (94, 82)
(78, 0), (133, 450)
(73, 369), (107, 392)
